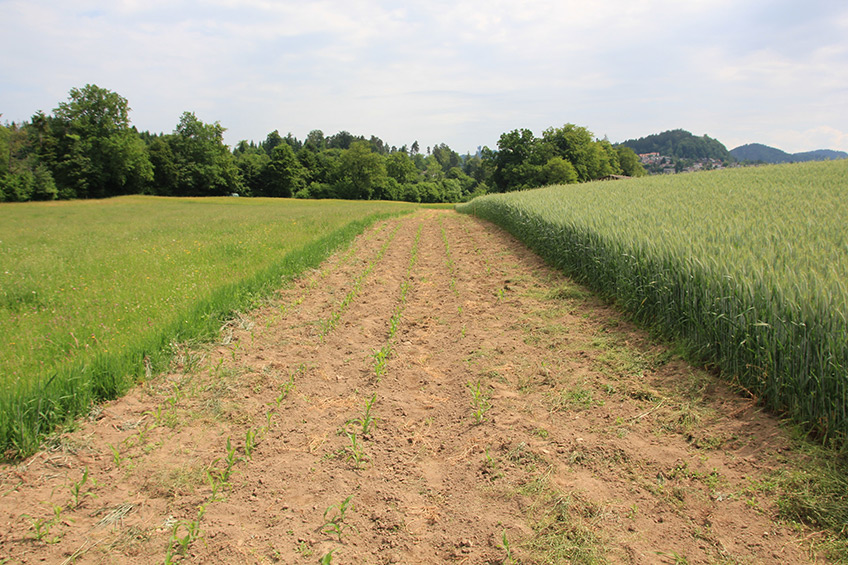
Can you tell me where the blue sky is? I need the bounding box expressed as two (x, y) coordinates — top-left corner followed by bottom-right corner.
(2, 0), (847, 154)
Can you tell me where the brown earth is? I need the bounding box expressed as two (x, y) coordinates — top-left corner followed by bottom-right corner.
(0, 209), (832, 564)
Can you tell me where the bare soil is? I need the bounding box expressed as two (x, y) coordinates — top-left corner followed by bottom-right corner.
(0, 210), (832, 564)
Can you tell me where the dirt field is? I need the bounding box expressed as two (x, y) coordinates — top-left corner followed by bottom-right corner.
(0, 209), (830, 564)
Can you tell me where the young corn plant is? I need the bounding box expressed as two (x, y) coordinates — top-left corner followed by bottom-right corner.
(468, 380), (492, 424)
(275, 374), (296, 406)
(372, 346), (390, 379)
(499, 529), (515, 564)
(244, 427), (258, 460)
(69, 466), (97, 508)
(348, 393), (378, 437)
(107, 443), (123, 469)
(23, 504), (64, 543)
(322, 495), (357, 542)
(344, 431), (369, 469)
(209, 436), (241, 487)
(165, 504), (206, 564)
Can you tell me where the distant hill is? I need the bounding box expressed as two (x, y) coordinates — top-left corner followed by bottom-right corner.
(730, 143), (792, 163)
(730, 143), (848, 164)
(619, 129), (732, 161)
(790, 149), (848, 162)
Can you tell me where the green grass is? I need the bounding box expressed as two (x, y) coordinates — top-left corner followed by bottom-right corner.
(458, 160), (848, 448)
(0, 195), (415, 457)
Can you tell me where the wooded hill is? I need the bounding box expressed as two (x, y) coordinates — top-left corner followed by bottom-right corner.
(730, 143), (848, 164)
(618, 129), (733, 162)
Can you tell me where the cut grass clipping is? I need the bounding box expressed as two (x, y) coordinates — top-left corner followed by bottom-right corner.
(0, 196), (415, 458)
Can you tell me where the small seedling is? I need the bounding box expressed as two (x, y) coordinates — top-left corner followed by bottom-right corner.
(108, 443), (122, 468)
(498, 529), (514, 564)
(23, 504), (64, 543)
(205, 470), (226, 502)
(467, 380), (492, 424)
(244, 428), (258, 459)
(145, 405), (164, 426)
(210, 436), (241, 485)
(348, 393), (377, 436)
(135, 422), (151, 445)
(322, 495), (356, 541)
(276, 374), (296, 406)
(345, 432), (368, 468)
(165, 505), (206, 564)
(484, 447), (497, 469)
(372, 347), (389, 379)
(319, 549), (337, 564)
(168, 383), (182, 407)
(224, 437), (240, 476)
(69, 466), (97, 508)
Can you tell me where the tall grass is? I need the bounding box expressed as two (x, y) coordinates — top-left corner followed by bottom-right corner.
(0, 196), (414, 456)
(458, 160), (848, 448)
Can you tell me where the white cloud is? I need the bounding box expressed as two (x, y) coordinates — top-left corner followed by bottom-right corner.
(1, 0), (847, 152)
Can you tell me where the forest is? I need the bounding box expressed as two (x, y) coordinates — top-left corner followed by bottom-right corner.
(0, 84), (644, 203)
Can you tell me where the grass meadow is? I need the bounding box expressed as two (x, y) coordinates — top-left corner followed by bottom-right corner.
(0, 196), (415, 456)
(458, 160), (848, 448)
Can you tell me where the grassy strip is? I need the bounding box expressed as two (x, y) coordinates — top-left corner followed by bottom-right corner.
(0, 209), (410, 458)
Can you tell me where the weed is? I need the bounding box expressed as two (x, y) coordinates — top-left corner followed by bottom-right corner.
(546, 386), (597, 412)
(485, 447), (497, 469)
(319, 549), (337, 564)
(322, 495), (357, 541)
(295, 540), (313, 556)
(656, 551), (689, 564)
(524, 488), (606, 564)
(769, 451), (848, 559)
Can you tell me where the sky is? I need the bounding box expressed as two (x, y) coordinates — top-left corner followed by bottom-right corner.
(2, 0), (847, 155)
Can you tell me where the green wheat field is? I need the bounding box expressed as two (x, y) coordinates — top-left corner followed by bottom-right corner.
(458, 160), (848, 447)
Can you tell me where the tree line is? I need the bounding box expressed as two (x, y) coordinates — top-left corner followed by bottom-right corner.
(1, 84), (644, 203)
